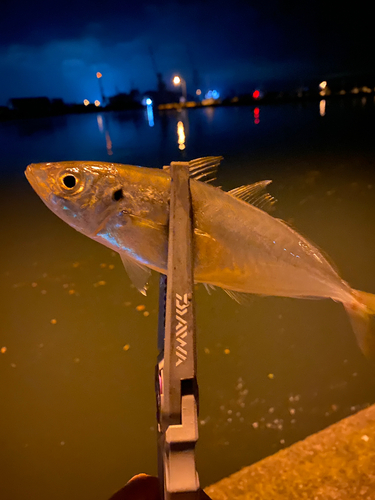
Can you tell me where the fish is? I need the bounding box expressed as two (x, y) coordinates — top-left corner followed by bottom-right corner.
(25, 156), (375, 358)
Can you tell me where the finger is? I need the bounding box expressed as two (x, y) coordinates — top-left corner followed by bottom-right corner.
(108, 474), (160, 500)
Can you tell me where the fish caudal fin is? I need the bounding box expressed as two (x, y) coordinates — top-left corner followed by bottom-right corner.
(344, 290), (375, 359)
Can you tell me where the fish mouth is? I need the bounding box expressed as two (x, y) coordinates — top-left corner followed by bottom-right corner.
(25, 164), (38, 191)
(25, 163), (50, 199)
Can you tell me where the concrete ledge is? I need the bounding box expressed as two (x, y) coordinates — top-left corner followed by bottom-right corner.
(205, 404), (375, 499)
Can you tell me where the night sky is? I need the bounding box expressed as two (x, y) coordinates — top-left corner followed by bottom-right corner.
(0, 0), (373, 105)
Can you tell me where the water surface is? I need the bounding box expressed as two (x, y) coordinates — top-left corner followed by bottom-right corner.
(1, 100), (375, 499)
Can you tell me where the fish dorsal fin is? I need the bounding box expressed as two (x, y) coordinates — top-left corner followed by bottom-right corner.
(188, 156), (223, 183)
(228, 180), (276, 213)
(164, 156), (223, 183)
(119, 251), (151, 296)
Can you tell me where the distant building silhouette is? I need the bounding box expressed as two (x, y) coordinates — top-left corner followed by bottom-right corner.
(144, 73), (180, 105)
(8, 97), (51, 114)
(108, 89), (142, 110)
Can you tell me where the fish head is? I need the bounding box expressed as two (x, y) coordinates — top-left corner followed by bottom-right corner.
(25, 161), (123, 236)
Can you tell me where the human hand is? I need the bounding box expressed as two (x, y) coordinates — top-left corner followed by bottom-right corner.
(108, 473), (211, 499)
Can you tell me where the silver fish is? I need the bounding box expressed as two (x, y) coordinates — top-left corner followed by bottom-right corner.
(25, 157), (375, 357)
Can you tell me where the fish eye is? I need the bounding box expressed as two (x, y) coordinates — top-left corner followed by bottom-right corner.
(62, 175), (77, 189)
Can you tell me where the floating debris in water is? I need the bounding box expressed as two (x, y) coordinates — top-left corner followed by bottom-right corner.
(204, 347), (210, 354)
(224, 348), (230, 354)
(288, 394), (300, 402)
(123, 344), (130, 351)
(1, 346), (7, 354)
(268, 407), (275, 414)
(252, 422), (259, 429)
(143, 311), (150, 317)
(136, 304), (146, 312)
(12, 282), (26, 288)
(31, 282), (38, 288)
(280, 439), (285, 445)
(108, 264), (115, 270)
(94, 280), (106, 287)
(361, 435), (370, 442)
(289, 408), (296, 415)
(68, 289), (76, 295)
(100, 263), (107, 268)
(267, 373), (274, 379)
(331, 404), (339, 412)
(50, 319), (57, 325)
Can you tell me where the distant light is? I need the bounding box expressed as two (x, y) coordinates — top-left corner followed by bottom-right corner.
(94, 100), (101, 107)
(96, 72), (102, 79)
(173, 76), (181, 85)
(319, 81), (327, 90)
(83, 99), (90, 106)
(253, 90), (260, 99)
(196, 89), (202, 96)
(142, 97), (153, 106)
(205, 90), (220, 99)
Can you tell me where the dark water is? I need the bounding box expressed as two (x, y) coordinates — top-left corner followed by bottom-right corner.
(1, 99), (375, 499)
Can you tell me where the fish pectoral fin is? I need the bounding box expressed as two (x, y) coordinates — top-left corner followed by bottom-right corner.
(228, 181), (276, 213)
(119, 252), (151, 296)
(164, 156), (223, 184)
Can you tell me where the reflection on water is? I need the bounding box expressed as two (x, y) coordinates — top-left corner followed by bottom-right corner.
(146, 103), (154, 128)
(254, 106), (260, 124)
(177, 120), (186, 150)
(96, 114), (113, 156)
(1, 100), (375, 499)
(319, 99), (326, 117)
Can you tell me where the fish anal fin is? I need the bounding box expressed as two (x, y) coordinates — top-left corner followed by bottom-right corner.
(119, 252), (151, 296)
(164, 156), (223, 184)
(223, 288), (252, 305)
(228, 181), (276, 213)
(203, 283), (217, 295)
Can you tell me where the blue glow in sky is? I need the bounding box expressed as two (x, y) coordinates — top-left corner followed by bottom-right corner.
(0, 0), (373, 105)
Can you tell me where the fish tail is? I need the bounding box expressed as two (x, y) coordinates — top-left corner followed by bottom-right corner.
(344, 290), (375, 358)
